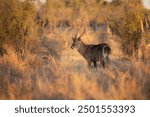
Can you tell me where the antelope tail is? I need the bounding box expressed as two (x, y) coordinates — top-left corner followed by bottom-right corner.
(102, 45), (111, 58)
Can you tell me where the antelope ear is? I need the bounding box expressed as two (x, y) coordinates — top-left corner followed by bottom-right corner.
(77, 38), (81, 41)
(72, 37), (75, 41)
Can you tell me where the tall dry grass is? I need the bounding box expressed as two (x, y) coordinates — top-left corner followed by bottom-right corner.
(0, 28), (150, 100)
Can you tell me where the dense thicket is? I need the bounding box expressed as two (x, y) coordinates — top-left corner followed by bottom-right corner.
(0, 0), (150, 58)
(0, 0), (37, 58)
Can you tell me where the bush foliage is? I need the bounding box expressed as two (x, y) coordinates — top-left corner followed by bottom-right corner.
(0, 0), (150, 58)
(109, 3), (145, 57)
(0, 0), (37, 58)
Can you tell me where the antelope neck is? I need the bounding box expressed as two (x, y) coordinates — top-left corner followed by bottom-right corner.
(78, 41), (87, 55)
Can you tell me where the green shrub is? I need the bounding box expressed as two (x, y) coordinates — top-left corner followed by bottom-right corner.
(0, 0), (37, 58)
(109, 3), (144, 58)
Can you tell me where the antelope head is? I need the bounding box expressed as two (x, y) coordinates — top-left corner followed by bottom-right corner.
(71, 28), (85, 50)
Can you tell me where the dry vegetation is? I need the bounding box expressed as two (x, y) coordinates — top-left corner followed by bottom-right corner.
(0, 0), (150, 100)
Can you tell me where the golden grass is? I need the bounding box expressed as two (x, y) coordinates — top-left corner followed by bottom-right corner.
(0, 29), (150, 100)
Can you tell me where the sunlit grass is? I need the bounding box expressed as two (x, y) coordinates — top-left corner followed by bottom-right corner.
(0, 28), (150, 100)
(0, 0), (150, 100)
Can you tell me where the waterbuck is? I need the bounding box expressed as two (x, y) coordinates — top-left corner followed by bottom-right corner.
(71, 29), (111, 69)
